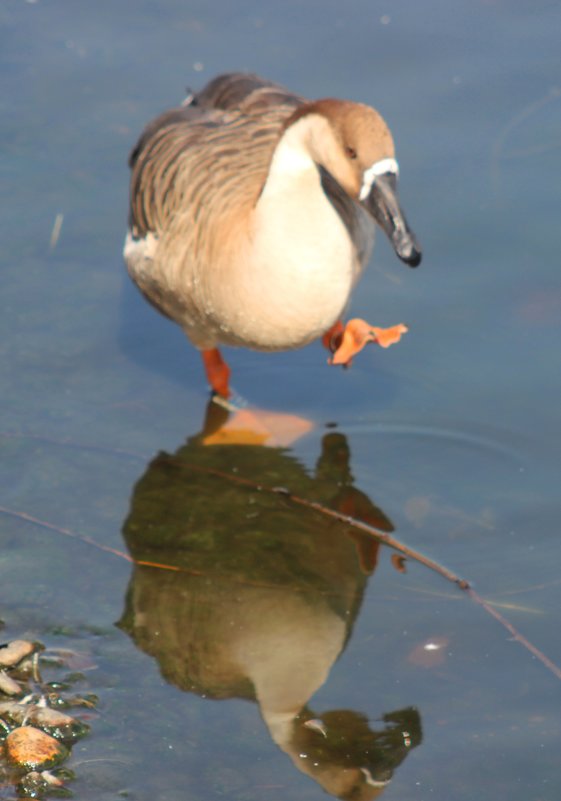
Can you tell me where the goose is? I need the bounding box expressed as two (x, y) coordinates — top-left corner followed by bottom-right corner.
(124, 72), (421, 398)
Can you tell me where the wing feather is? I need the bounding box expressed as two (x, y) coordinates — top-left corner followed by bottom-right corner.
(128, 74), (303, 240)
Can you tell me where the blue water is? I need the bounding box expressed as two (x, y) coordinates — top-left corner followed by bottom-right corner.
(1, 1), (561, 799)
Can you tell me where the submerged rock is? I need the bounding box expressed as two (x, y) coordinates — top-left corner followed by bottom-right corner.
(0, 641), (36, 668)
(0, 670), (22, 697)
(0, 701), (89, 741)
(5, 726), (68, 770)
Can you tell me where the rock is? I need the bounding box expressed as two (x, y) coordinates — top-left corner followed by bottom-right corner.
(5, 726), (69, 770)
(16, 770), (50, 797)
(0, 640), (35, 668)
(0, 702), (89, 741)
(0, 670), (22, 696)
(31, 705), (89, 741)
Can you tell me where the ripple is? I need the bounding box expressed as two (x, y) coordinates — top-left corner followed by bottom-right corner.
(333, 420), (528, 466)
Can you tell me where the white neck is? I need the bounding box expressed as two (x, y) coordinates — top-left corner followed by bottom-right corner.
(210, 112), (374, 350)
(260, 113), (332, 199)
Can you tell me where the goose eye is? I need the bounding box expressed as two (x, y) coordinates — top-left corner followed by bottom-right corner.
(346, 146), (357, 160)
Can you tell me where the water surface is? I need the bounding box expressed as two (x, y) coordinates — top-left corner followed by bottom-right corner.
(1, 1), (561, 799)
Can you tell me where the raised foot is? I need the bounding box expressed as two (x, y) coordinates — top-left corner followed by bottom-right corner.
(328, 319), (408, 367)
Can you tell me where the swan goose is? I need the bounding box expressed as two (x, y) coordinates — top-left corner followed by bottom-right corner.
(124, 73), (421, 398)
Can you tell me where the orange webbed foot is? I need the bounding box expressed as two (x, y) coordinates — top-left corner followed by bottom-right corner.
(328, 319), (408, 367)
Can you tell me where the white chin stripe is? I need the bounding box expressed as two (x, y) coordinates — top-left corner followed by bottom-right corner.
(359, 157), (399, 201)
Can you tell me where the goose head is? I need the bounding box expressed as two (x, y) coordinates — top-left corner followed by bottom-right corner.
(285, 100), (422, 267)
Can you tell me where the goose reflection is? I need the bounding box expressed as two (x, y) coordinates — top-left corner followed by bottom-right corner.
(118, 402), (422, 799)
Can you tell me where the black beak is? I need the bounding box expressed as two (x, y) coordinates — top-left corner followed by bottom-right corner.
(362, 173), (422, 268)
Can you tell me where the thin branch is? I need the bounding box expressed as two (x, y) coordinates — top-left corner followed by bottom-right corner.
(159, 459), (561, 682)
(465, 586), (561, 681)
(271, 486), (470, 589)
(0, 505), (134, 563)
(2, 439), (560, 683)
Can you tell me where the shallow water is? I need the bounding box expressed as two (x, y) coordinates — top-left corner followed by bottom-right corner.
(1, 0), (561, 799)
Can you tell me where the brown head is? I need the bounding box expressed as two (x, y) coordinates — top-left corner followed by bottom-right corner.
(285, 99), (421, 267)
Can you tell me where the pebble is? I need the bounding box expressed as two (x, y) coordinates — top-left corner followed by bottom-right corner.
(5, 725), (68, 770)
(0, 669), (22, 696)
(0, 640), (35, 668)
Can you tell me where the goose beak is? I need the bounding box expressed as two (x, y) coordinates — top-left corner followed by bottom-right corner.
(361, 171), (422, 268)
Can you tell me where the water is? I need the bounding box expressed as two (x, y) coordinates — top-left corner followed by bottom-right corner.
(1, 0), (561, 799)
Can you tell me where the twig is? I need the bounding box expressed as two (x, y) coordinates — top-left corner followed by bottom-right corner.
(0, 505), (134, 564)
(465, 586), (561, 681)
(2, 440), (561, 683)
(157, 457), (561, 682)
(283, 487), (561, 680)
(0, 506), (212, 579)
(271, 486), (470, 589)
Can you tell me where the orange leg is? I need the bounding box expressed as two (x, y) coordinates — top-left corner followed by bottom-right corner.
(201, 348), (231, 398)
(323, 318), (408, 367)
(322, 320), (345, 355)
